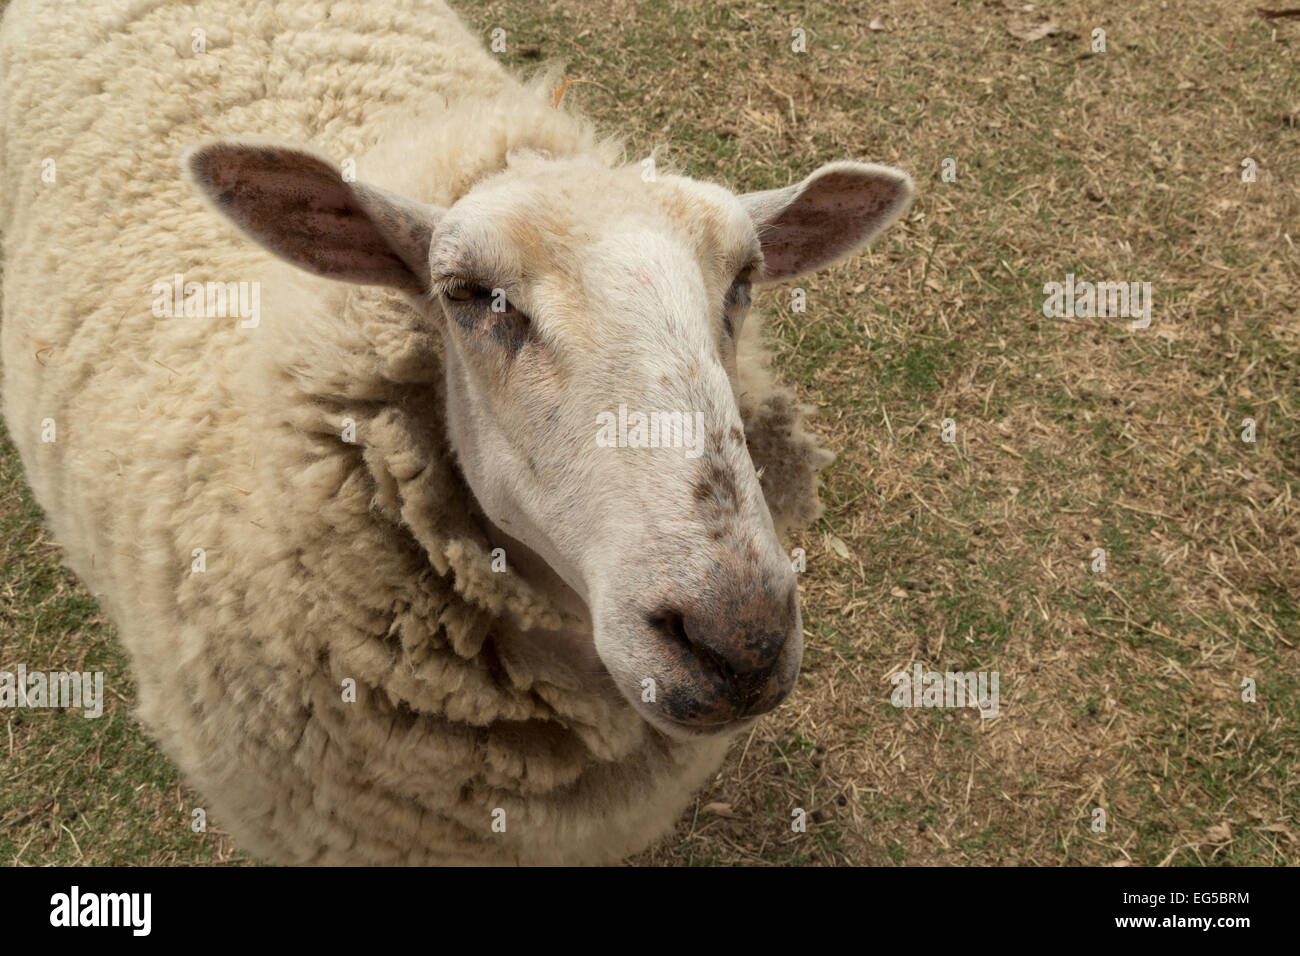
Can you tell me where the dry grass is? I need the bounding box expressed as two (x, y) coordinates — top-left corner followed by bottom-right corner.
(2, 0), (1297, 865)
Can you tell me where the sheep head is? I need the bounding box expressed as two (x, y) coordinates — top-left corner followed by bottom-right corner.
(184, 140), (913, 739)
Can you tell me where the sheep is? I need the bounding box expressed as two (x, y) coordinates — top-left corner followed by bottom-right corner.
(0, 0), (913, 864)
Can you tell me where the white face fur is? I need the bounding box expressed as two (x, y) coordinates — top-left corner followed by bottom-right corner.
(186, 143), (914, 738)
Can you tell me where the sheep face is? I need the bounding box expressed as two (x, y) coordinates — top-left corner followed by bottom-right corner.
(184, 142), (913, 739)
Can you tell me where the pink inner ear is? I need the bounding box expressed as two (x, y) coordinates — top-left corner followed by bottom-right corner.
(191, 146), (424, 292)
(760, 171), (905, 279)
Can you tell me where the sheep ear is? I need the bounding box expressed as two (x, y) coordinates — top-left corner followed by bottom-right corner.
(740, 161), (913, 282)
(183, 141), (441, 295)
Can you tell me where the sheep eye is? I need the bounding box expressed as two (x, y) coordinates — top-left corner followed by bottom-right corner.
(724, 274), (752, 310)
(442, 283), (521, 318)
(443, 283), (523, 318)
(728, 264), (757, 299)
(722, 268), (755, 339)
(442, 281), (530, 351)
(444, 283), (482, 302)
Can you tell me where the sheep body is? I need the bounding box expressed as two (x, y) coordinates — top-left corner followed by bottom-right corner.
(0, 0), (829, 863)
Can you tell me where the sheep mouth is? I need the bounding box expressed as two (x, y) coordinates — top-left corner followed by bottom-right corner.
(615, 616), (802, 739)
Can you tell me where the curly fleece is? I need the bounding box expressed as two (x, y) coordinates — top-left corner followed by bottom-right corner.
(0, 0), (833, 863)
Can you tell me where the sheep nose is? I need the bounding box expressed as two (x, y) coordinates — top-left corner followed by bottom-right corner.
(647, 566), (802, 724)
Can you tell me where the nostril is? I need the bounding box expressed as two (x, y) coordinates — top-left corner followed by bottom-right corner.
(648, 606), (785, 684)
(648, 608), (737, 675)
(647, 609), (688, 644)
